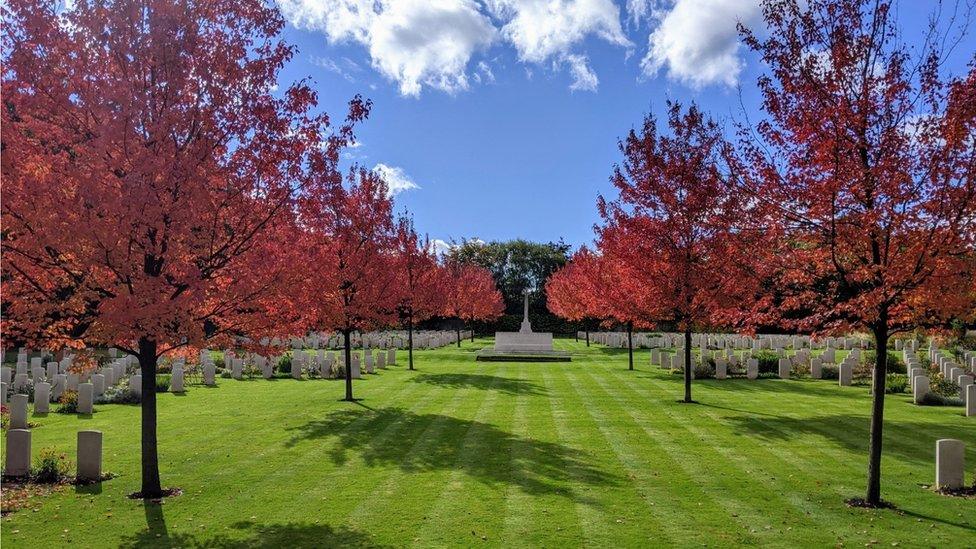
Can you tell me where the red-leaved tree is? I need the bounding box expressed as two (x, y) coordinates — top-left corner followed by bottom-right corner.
(738, 0), (976, 506)
(297, 166), (397, 401)
(444, 260), (504, 345)
(1, 0), (340, 497)
(597, 102), (745, 395)
(393, 215), (448, 369)
(546, 248), (602, 347)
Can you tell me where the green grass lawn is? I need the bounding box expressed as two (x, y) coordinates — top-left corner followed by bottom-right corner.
(2, 339), (973, 548)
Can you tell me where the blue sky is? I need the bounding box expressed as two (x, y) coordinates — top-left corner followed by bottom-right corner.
(273, 0), (975, 250)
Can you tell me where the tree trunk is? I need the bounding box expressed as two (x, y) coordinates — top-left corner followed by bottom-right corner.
(865, 323), (888, 505)
(407, 312), (415, 371)
(138, 337), (163, 497)
(343, 329), (354, 401)
(471, 325), (475, 342)
(456, 318), (461, 348)
(586, 328), (590, 347)
(683, 329), (692, 403)
(627, 321), (634, 371)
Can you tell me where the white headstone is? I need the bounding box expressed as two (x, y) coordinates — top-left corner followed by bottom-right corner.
(77, 430), (103, 482)
(838, 363), (852, 386)
(3, 429), (31, 477)
(778, 358), (790, 379)
(34, 382), (50, 413)
(171, 366), (184, 392)
(810, 357), (822, 379)
(967, 384), (975, 417)
(715, 357), (727, 380)
(78, 383), (94, 414)
(52, 374), (67, 401)
(13, 373), (28, 392)
(913, 376), (930, 404)
(203, 363), (216, 386)
(10, 394), (29, 429)
(291, 355), (302, 380)
(92, 373), (105, 396)
(747, 359), (758, 380)
(935, 439), (965, 490)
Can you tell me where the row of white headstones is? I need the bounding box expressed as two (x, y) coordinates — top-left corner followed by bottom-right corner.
(2, 351), (131, 481)
(1, 352), (139, 414)
(261, 329), (472, 352)
(0, 329), (467, 481)
(587, 332), (975, 400)
(214, 347), (399, 381)
(0, 329), (469, 407)
(585, 331), (974, 490)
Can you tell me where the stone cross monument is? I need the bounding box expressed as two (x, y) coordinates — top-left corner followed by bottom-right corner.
(479, 284), (568, 360)
(519, 290), (533, 334)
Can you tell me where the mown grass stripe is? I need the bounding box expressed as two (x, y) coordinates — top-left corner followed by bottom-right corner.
(407, 365), (508, 547)
(560, 366), (722, 546)
(600, 366), (841, 545)
(342, 363), (493, 535)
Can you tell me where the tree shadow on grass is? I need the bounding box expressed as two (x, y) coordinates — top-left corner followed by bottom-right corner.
(120, 508), (386, 548)
(642, 375), (870, 400)
(720, 411), (973, 466)
(899, 508), (976, 533)
(286, 407), (617, 503)
(409, 373), (548, 396)
(592, 347), (631, 356)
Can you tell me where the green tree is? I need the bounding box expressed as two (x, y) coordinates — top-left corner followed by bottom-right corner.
(447, 239), (570, 322)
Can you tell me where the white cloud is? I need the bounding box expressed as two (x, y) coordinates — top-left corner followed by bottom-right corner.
(564, 54), (599, 92)
(311, 56), (357, 82)
(639, 0), (761, 89)
(476, 60), (495, 83)
(431, 238), (454, 255)
(487, 0), (631, 63)
(373, 163), (420, 196)
(280, 0), (495, 96)
(486, 0), (630, 91)
(625, 0), (655, 26)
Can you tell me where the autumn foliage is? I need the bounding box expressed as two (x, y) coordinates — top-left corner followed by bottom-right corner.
(736, 0), (976, 505)
(444, 259), (504, 344)
(296, 165), (397, 398)
(392, 216), (448, 369)
(1, 0), (345, 497)
(595, 102), (746, 383)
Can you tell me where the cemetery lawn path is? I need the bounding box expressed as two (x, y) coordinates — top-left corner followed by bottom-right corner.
(2, 339), (974, 548)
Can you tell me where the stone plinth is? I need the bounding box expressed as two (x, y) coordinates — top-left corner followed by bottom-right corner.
(494, 332), (554, 353)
